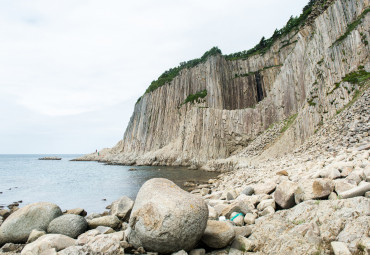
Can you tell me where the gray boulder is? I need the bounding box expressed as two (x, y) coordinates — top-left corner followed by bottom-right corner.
(201, 220), (235, 249)
(47, 214), (88, 238)
(127, 178), (208, 253)
(242, 186), (254, 196)
(0, 202), (62, 245)
(109, 196), (134, 221)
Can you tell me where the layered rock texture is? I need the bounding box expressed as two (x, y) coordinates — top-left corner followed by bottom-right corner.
(77, 0), (369, 170)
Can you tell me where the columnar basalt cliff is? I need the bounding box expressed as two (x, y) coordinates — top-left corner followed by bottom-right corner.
(77, 0), (370, 169)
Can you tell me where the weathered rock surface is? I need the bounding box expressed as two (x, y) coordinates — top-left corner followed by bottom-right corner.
(47, 214), (88, 239)
(21, 234), (76, 255)
(230, 235), (254, 252)
(274, 181), (298, 209)
(27, 230), (46, 244)
(201, 220), (235, 249)
(248, 197), (369, 254)
(294, 179), (334, 203)
(87, 215), (120, 230)
(109, 196), (134, 221)
(127, 178), (208, 253)
(0, 202), (62, 245)
(64, 208), (87, 217)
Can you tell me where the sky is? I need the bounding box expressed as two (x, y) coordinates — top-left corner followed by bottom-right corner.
(0, 0), (308, 154)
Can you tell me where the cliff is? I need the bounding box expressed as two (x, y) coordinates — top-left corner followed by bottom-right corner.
(77, 0), (370, 169)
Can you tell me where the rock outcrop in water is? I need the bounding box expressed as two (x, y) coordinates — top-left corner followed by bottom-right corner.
(76, 0), (370, 170)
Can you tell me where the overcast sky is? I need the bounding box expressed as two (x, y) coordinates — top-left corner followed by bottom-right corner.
(0, 0), (308, 154)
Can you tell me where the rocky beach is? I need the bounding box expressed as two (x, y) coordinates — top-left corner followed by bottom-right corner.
(0, 88), (369, 253)
(1, 0), (369, 254)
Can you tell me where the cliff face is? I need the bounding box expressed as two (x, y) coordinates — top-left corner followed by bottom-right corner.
(79, 0), (369, 168)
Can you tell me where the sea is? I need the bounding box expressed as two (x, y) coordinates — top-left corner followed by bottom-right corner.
(0, 154), (218, 214)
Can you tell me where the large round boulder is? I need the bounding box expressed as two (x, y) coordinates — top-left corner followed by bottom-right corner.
(0, 202), (62, 245)
(47, 214), (88, 238)
(127, 178), (208, 253)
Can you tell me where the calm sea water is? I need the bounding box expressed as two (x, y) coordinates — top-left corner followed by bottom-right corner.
(0, 154), (218, 214)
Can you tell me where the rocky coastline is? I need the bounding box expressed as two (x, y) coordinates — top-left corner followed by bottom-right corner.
(2, 87), (369, 255)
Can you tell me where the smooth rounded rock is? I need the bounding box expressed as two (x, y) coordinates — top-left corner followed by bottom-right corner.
(0, 202), (62, 245)
(47, 214), (88, 239)
(127, 178), (208, 253)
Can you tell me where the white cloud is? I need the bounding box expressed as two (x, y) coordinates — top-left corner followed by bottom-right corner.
(0, 0), (308, 153)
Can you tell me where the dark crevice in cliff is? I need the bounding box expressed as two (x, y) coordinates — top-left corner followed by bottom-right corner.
(255, 71), (264, 102)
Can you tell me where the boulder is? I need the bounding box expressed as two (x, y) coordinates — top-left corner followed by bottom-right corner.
(253, 181), (276, 195)
(338, 182), (370, 199)
(0, 202), (62, 245)
(208, 206), (218, 220)
(57, 246), (87, 255)
(27, 230), (46, 243)
(76, 229), (100, 245)
(230, 213), (244, 226)
(259, 206), (275, 217)
(244, 213), (257, 225)
(87, 215), (120, 230)
(84, 234), (122, 254)
(95, 226), (115, 234)
(241, 186), (254, 196)
(0, 209), (10, 220)
(109, 196), (134, 221)
(47, 214), (88, 239)
(1, 243), (24, 253)
(172, 250), (187, 255)
(274, 181), (298, 209)
(230, 235), (254, 252)
(127, 178), (208, 254)
(201, 220), (235, 249)
(257, 199), (276, 211)
(64, 208), (87, 217)
(334, 179), (356, 194)
(21, 234), (76, 255)
(189, 248), (205, 255)
(221, 200), (253, 218)
(233, 226), (252, 237)
(331, 241), (351, 255)
(294, 179), (334, 204)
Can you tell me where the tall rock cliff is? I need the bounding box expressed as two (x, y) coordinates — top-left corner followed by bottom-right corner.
(78, 0), (370, 169)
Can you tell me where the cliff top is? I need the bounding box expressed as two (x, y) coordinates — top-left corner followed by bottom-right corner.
(137, 0), (334, 100)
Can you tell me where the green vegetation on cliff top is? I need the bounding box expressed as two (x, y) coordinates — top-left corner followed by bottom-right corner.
(137, 0), (325, 99)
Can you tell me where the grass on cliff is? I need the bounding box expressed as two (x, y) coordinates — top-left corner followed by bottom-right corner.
(280, 113), (298, 133)
(179, 90), (207, 107)
(336, 67), (370, 114)
(331, 7), (370, 47)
